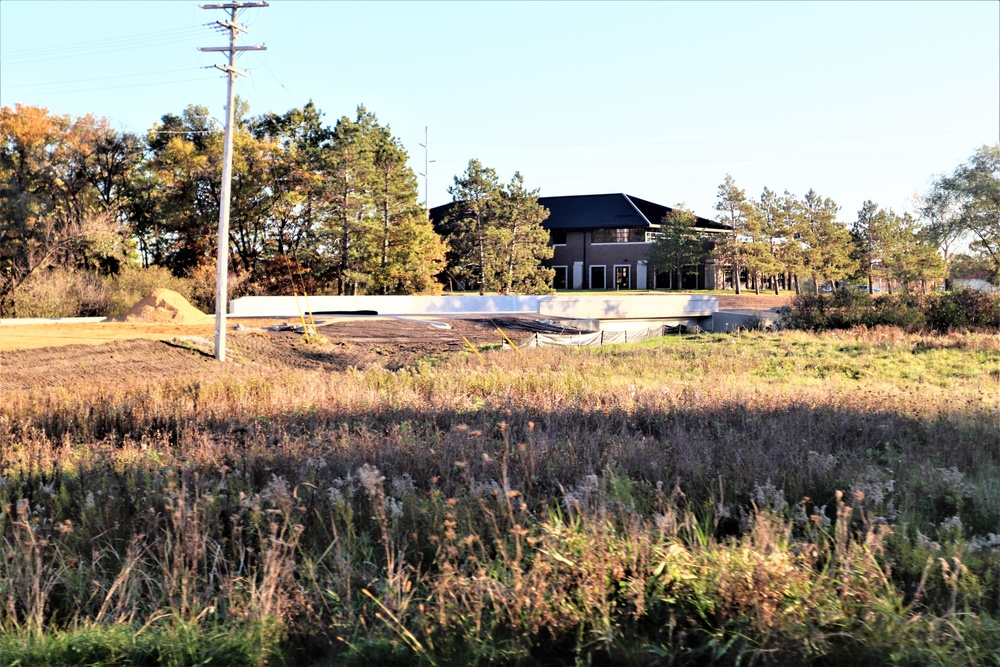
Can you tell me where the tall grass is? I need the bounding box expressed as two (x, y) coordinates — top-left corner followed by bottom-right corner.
(1, 329), (999, 665)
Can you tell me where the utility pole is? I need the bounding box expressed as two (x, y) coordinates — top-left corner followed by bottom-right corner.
(424, 126), (428, 215)
(198, 1), (267, 361)
(418, 126), (435, 219)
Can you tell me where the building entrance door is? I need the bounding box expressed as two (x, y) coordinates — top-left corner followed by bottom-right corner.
(615, 265), (630, 290)
(589, 265), (606, 290)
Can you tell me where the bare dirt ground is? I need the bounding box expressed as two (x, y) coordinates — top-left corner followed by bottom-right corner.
(0, 318), (537, 392)
(0, 295), (793, 392)
(0, 321), (225, 351)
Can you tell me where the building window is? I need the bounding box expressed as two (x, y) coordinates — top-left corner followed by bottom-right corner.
(552, 266), (568, 290)
(591, 228), (650, 243)
(550, 230), (567, 245)
(589, 265), (606, 290)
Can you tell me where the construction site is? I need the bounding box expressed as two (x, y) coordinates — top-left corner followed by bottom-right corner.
(0, 289), (790, 392)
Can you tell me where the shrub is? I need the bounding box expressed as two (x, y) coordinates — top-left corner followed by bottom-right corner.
(926, 289), (1000, 329)
(185, 262), (250, 313)
(786, 289), (1000, 332)
(11, 267), (109, 318)
(103, 265), (195, 317)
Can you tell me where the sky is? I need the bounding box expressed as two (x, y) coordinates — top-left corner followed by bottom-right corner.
(2, 1), (998, 222)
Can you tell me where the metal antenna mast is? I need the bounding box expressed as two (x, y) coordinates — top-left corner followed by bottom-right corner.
(418, 126), (435, 219)
(198, 1), (267, 361)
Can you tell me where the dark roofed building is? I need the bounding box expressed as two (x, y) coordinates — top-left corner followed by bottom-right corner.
(430, 193), (728, 291)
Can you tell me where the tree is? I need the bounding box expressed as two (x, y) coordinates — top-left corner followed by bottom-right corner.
(759, 188), (807, 295)
(322, 108), (377, 295)
(0, 104), (133, 311)
(309, 106), (446, 295)
(367, 127), (446, 294)
(925, 145), (1000, 275)
(648, 205), (704, 290)
(877, 213), (945, 292)
(772, 192), (806, 294)
(140, 105), (222, 276)
(852, 201), (946, 293)
(851, 200), (901, 293)
(949, 252), (998, 284)
(489, 172), (553, 294)
(745, 188), (783, 295)
(248, 102), (333, 292)
(712, 175), (750, 294)
(444, 160), (501, 294)
(799, 189), (856, 293)
(919, 192), (964, 288)
(444, 161), (552, 294)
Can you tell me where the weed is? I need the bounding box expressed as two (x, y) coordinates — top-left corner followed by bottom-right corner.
(1, 329), (998, 664)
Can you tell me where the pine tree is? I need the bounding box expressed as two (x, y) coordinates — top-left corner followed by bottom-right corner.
(317, 106), (444, 295)
(490, 172), (553, 294)
(800, 189), (856, 293)
(756, 188), (796, 295)
(712, 175), (750, 293)
(744, 190), (782, 295)
(444, 161), (552, 294)
(369, 129), (446, 294)
(444, 160), (501, 294)
(248, 101), (331, 290)
(883, 213), (946, 292)
(323, 108), (377, 295)
(143, 105), (220, 276)
(774, 192), (807, 294)
(852, 201), (889, 293)
(648, 205), (704, 290)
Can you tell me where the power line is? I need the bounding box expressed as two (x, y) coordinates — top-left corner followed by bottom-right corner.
(1, 68), (201, 90)
(0, 76), (217, 97)
(262, 63), (299, 105)
(1, 34), (208, 65)
(0, 25), (207, 59)
(430, 151), (958, 166)
(436, 129), (994, 148)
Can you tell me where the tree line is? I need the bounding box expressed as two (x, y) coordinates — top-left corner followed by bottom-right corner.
(650, 145), (1000, 295)
(1, 100), (997, 316)
(0, 102), (555, 316)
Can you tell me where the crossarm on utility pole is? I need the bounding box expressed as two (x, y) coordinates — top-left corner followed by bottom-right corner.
(199, 2), (269, 9)
(197, 45), (265, 52)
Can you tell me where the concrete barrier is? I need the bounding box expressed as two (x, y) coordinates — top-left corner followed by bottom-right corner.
(538, 294), (716, 319)
(229, 294), (542, 318)
(229, 293), (719, 322)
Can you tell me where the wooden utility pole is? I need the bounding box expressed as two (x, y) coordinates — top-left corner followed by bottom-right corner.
(199, 1), (267, 361)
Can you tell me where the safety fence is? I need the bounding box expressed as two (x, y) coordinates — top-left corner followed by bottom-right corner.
(502, 323), (698, 349)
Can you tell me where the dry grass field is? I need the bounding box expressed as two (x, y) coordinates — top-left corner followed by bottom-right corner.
(1, 311), (998, 665)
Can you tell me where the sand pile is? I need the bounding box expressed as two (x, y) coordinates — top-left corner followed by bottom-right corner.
(120, 288), (213, 324)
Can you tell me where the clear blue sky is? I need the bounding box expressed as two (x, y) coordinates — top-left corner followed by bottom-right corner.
(2, 1), (997, 222)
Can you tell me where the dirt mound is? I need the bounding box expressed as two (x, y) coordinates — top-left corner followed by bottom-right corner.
(121, 288), (213, 324)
